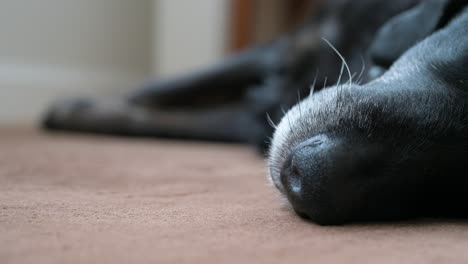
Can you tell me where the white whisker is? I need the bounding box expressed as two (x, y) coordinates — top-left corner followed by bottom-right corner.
(336, 62), (345, 87)
(350, 72), (357, 83)
(356, 54), (367, 84)
(309, 69), (319, 96)
(281, 106), (293, 133)
(266, 113), (277, 129)
(322, 38), (352, 88)
(297, 90), (303, 121)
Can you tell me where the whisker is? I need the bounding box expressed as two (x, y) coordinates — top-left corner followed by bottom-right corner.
(281, 107), (287, 116)
(281, 106), (293, 133)
(266, 113), (277, 129)
(309, 69), (319, 96)
(336, 62), (345, 87)
(350, 72), (357, 83)
(356, 54), (367, 84)
(322, 37), (353, 119)
(297, 90), (303, 121)
(322, 38), (352, 88)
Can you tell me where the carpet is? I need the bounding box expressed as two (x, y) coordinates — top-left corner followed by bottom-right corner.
(1, 128), (468, 263)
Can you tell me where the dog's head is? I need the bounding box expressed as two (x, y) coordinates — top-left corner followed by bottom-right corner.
(268, 1), (468, 225)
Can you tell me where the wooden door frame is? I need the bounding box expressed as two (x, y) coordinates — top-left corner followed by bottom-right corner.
(229, 0), (317, 52)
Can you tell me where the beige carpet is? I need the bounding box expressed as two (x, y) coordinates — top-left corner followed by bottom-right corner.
(1, 128), (468, 264)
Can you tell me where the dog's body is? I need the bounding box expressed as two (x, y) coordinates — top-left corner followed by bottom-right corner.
(270, 0), (468, 224)
(44, 0), (420, 151)
(44, 0), (468, 224)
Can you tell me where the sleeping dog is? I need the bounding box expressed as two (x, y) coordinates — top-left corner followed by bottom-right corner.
(44, 0), (468, 224)
(270, 0), (468, 224)
(43, 0), (419, 150)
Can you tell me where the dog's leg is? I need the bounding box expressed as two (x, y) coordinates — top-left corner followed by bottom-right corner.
(128, 44), (283, 107)
(42, 40), (290, 142)
(43, 99), (262, 143)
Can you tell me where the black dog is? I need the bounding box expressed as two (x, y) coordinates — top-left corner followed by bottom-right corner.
(44, 0), (468, 224)
(270, 0), (468, 224)
(43, 0), (419, 151)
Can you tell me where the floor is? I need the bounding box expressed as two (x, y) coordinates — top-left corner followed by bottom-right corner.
(1, 129), (468, 263)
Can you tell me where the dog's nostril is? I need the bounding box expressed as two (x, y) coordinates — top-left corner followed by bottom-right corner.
(280, 135), (385, 224)
(280, 134), (343, 222)
(288, 161), (302, 194)
(281, 134), (328, 198)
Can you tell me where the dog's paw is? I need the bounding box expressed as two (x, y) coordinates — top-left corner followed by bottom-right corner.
(42, 98), (94, 130)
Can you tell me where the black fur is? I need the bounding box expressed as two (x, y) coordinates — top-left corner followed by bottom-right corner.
(271, 1), (468, 224)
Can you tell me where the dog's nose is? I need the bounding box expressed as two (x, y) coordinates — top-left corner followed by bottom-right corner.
(280, 135), (335, 222)
(280, 134), (380, 224)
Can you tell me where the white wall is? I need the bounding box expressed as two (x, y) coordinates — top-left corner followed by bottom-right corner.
(0, 0), (229, 125)
(0, 0), (152, 125)
(152, 0), (229, 77)
(0, 1), (151, 73)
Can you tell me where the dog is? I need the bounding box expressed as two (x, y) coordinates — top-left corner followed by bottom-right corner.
(43, 0), (419, 152)
(269, 0), (468, 225)
(43, 0), (468, 224)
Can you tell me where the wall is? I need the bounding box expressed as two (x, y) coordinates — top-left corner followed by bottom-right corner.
(0, 0), (152, 124)
(0, 0), (229, 125)
(151, 0), (229, 77)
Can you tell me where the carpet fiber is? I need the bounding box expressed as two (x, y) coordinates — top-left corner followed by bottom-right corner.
(1, 129), (468, 263)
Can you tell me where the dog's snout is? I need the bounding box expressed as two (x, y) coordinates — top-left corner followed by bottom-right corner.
(280, 134), (384, 224)
(281, 135), (327, 196)
(280, 134), (339, 223)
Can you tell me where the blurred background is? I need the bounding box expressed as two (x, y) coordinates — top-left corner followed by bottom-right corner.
(0, 0), (314, 126)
